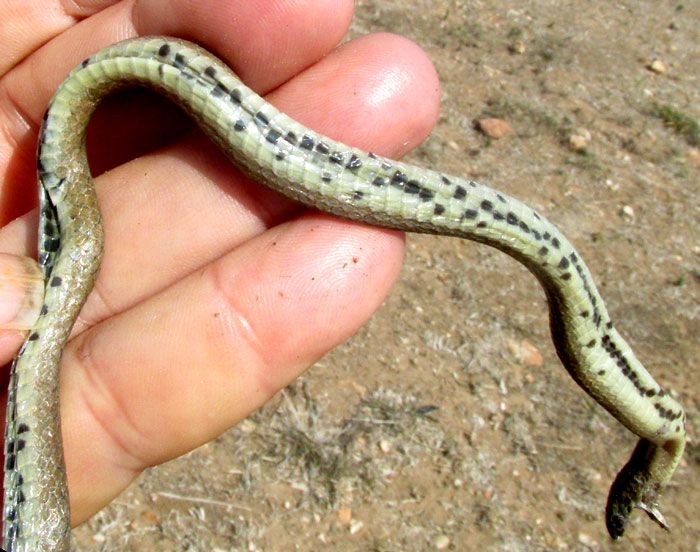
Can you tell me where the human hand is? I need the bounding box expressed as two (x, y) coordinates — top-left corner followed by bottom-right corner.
(0, 0), (440, 526)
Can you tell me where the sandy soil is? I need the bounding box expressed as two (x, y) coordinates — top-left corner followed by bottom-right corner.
(73, 1), (699, 550)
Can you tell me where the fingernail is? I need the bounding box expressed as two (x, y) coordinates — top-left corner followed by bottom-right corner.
(0, 253), (45, 330)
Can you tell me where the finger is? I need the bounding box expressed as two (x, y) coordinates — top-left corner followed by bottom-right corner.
(0, 212), (40, 369)
(64, 214), (405, 524)
(0, 0), (111, 75)
(0, 0), (354, 223)
(0, 253), (43, 369)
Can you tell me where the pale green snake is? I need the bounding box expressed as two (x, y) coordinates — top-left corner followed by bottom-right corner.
(1, 37), (686, 551)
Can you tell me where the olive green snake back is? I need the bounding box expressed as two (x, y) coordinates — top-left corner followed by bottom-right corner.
(2, 37), (686, 550)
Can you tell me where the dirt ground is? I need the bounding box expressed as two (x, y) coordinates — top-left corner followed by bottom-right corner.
(72, 1), (699, 551)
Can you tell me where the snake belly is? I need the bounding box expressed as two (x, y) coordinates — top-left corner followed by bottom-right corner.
(1, 37), (686, 551)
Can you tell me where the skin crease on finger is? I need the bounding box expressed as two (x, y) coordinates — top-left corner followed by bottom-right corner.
(0, 1), (443, 527)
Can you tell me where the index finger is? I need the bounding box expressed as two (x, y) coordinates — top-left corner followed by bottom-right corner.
(0, 0), (355, 223)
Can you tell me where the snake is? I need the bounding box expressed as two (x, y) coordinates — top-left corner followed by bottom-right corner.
(1, 36), (686, 551)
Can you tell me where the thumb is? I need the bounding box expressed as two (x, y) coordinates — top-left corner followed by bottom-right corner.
(0, 252), (44, 366)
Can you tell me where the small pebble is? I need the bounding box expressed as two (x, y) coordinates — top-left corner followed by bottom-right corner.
(578, 532), (597, 547)
(508, 339), (543, 367)
(511, 41), (525, 54)
(141, 510), (158, 523)
(435, 535), (451, 549)
(337, 506), (352, 525)
(349, 520), (364, 534)
(477, 118), (512, 139)
(649, 59), (667, 73)
(240, 419), (257, 433)
(568, 128), (591, 151)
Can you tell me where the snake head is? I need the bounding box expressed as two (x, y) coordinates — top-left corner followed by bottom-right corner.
(605, 438), (672, 539)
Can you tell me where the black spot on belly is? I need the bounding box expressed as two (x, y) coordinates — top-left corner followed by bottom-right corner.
(300, 136), (314, 150)
(158, 44), (171, 57)
(254, 112), (269, 126)
(391, 171), (407, 187)
(404, 180), (420, 194)
(211, 82), (229, 97)
(346, 155), (362, 171)
(265, 129), (281, 144)
(43, 237), (59, 252)
(229, 89), (242, 104)
(419, 188), (434, 201)
(50, 276), (62, 287)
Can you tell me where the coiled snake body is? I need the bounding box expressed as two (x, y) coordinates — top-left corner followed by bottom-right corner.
(2, 37), (686, 551)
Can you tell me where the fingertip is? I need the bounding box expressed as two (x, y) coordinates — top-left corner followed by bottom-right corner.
(270, 31), (441, 158)
(0, 253), (44, 330)
(136, 0), (356, 91)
